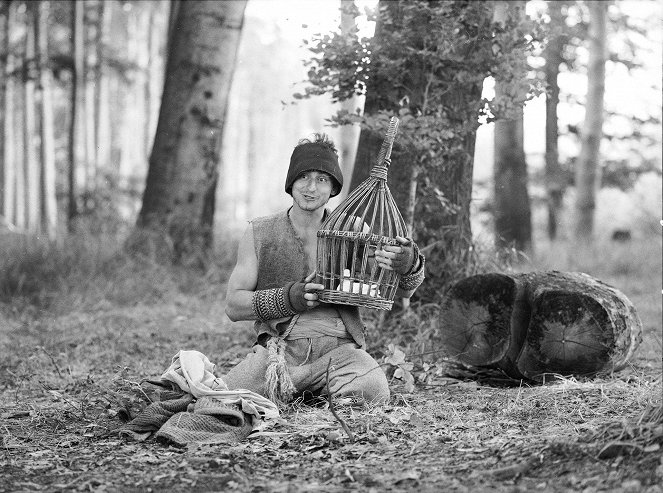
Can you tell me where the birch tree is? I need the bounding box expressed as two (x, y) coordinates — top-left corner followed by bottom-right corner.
(574, 1), (607, 239)
(136, 0), (247, 263)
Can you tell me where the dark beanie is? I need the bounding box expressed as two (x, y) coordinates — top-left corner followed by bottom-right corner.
(285, 143), (343, 197)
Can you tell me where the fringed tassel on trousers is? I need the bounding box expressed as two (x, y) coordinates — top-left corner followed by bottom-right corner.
(265, 317), (298, 406)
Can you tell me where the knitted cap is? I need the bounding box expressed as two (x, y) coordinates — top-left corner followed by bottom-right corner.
(285, 143), (343, 197)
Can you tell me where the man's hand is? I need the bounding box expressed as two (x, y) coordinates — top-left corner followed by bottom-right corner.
(288, 272), (324, 312)
(374, 236), (417, 275)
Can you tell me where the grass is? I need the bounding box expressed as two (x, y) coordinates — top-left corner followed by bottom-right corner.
(1, 225), (661, 492)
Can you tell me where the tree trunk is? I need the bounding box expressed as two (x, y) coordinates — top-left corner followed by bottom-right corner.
(493, 0), (532, 252)
(438, 271), (642, 382)
(136, 0), (247, 264)
(36, 0), (57, 240)
(84, 0), (97, 191)
(543, 1), (565, 241)
(24, 4), (40, 233)
(94, 0), (111, 175)
(0, 0), (8, 221)
(68, 0), (84, 230)
(337, 0), (361, 200)
(145, 2), (163, 159)
(574, 0), (607, 240)
(3, 1), (20, 229)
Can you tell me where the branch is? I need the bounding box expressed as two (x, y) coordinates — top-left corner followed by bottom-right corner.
(325, 359), (354, 442)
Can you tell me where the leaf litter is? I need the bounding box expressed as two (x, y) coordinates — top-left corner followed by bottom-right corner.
(1, 303), (662, 492)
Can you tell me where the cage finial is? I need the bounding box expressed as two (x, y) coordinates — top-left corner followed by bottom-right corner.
(369, 117), (399, 181)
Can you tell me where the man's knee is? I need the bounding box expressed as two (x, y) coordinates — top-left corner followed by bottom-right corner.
(222, 345), (269, 395)
(330, 348), (390, 405)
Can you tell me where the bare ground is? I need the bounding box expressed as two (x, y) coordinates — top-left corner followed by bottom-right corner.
(1, 278), (662, 492)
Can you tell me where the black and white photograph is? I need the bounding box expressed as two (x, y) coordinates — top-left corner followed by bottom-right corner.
(1, 0), (661, 491)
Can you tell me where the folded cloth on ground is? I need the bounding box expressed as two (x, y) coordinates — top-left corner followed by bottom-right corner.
(118, 350), (279, 446)
(157, 413), (252, 446)
(119, 391), (253, 445)
(160, 350), (279, 424)
(118, 391), (193, 442)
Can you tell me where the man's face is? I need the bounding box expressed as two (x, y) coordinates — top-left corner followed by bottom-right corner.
(292, 170), (335, 212)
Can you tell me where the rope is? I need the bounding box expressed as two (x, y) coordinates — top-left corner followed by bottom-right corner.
(264, 316), (298, 406)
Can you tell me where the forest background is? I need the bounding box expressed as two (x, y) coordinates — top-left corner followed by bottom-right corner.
(0, 0), (662, 491)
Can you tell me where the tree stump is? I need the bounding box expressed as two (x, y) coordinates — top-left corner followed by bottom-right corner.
(438, 271), (642, 381)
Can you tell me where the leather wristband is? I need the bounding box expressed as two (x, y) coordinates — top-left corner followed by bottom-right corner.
(252, 286), (297, 321)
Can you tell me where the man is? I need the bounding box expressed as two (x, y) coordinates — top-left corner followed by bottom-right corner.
(224, 134), (425, 406)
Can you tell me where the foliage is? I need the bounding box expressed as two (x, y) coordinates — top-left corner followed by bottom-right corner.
(298, 0), (544, 301)
(533, 1), (662, 186)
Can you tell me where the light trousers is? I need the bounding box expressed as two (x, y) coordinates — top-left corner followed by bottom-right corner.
(223, 335), (390, 405)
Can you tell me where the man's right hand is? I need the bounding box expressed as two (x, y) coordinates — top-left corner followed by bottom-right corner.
(288, 272), (324, 311)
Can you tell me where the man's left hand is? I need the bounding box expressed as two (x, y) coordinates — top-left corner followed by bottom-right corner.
(374, 236), (417, 275)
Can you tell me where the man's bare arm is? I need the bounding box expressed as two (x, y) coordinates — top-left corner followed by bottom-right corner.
(225, 225), (260, 322)
(225, 224), (325, 322)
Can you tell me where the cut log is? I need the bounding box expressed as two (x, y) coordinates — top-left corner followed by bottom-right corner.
(438, 271), (642, 381)
(515, 271), (642, 381)
(438, 273), (530, 369)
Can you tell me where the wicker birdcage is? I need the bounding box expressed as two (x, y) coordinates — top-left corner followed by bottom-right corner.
(315, 117), (407, 310)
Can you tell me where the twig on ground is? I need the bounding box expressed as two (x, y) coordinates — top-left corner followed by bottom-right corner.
(38, 346), (63, 379)
(325, 359), (354, 442)
(38, 381), (87, 420)
(481, 457), (537, 479)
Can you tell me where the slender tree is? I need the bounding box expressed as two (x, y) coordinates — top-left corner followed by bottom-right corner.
(136, 0), (247, 263)
(337, 0), (362, 200)
(68, 0), (83, 230)
(493, 1), (532, 253)
(543, 1), (566, 241)
(94, 0), (111, 176)
(36, 0), (57, 239)
(84, 0), (96, 190)
(24, 2), (39, 233)
(2, 1), (17, 227)
(574, 0), (607, 239)
(0, 0), (8, 220)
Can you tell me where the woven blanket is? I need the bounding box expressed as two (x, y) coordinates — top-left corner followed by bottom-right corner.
(119, 390), (253, 446)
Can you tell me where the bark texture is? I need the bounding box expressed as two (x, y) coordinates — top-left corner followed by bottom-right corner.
(136, 0), (247, 263)
(439, 271), (642, 381)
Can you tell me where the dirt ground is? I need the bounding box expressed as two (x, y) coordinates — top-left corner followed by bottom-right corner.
(1, 285), (662, 492)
